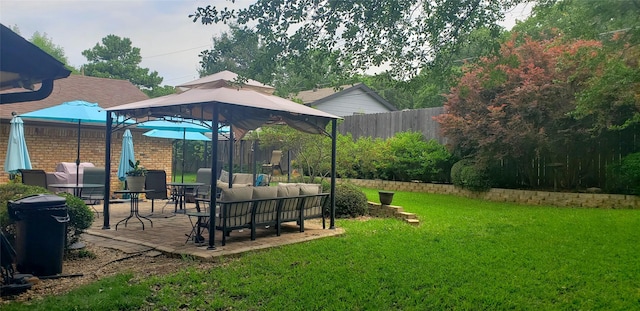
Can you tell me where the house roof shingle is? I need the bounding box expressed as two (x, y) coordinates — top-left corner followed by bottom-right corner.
(0, 75), (149, 120)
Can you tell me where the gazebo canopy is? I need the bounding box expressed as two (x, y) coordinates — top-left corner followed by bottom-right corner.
(105, 75), (339, 139)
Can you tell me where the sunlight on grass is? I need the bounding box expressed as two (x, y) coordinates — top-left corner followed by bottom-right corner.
(4, 188), (639, 310)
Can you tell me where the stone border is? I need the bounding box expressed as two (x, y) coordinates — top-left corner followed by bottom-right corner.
(342, 179), (639, 209)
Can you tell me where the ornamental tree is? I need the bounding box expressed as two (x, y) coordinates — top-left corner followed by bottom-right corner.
(436, 35), (603, 185)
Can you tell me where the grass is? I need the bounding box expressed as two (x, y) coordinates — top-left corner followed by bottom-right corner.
(171, 172), (197, 182)
(4, 189), (639, 310)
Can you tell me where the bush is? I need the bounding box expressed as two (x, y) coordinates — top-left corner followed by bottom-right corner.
(451, 159), (491, 191)
(607, 152), (640, 195)
(0, 183), (94, 251)
(334, 183), (368, 218)
(56, 192), (95, 249)
(421, 139), (454, 183)
(371, 132), (453, 183)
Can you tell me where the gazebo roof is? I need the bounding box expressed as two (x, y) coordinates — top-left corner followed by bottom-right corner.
(106, 72), (340, 138)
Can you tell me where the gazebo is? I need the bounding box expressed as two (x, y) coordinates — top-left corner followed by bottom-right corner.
(103, 71), (341, 250)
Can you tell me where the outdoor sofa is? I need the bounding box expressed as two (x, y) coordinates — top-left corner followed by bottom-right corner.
(196, 183), (329, 245)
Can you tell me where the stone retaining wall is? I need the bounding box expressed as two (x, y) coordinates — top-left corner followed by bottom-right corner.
(341, 178), (639, 209)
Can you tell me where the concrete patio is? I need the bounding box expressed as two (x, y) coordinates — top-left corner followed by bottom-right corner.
(83, 198), (344, 260)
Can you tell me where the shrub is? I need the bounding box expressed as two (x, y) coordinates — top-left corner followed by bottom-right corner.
(334, 183), (368, 218)
(384, 131), (429, 181)
(0, 183), (51, 234)
(372, 132), (454, 183)
(56, 192), (95, 249)
(451, 159), (491, 191)
(421, 139), (454, 183)
(0, 183), (94, 251)
(607, 152), (640, 195)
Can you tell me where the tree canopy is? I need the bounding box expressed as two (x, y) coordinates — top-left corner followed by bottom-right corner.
(198, 24), (356, 97)
(29, 31), (78, 74)
(82, 35), (174, 97)
(191, 0), (524, 80)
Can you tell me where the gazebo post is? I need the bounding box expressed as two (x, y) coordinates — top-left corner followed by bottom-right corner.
(330, 119), (337, 229)
(103, 113), (112, 229)
(228, 124), (234, 188)
(208, 105), (219, 250)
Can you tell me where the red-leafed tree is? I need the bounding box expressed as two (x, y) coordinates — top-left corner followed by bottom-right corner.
(436, 35), (603, 186)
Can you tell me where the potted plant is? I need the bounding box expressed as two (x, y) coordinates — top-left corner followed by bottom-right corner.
(126, 160), (147, 191)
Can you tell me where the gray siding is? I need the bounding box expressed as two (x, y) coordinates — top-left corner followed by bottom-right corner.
(312, 88), (392, 117)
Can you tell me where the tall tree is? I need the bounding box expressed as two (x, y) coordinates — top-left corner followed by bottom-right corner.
(29, 31), (78, 73)
(199, 25), (354, 96)
(199, 25), (263, 77)
(512, 0), (640, 41)
(191, 0), (524, 81)
(82, 35), (165, 94)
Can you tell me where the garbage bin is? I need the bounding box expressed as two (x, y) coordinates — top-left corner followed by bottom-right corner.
(8, 194), (69, 276)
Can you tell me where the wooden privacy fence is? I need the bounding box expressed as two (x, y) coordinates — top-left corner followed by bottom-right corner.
(335, 107), (639, 191)
(337, 107), (446, 143)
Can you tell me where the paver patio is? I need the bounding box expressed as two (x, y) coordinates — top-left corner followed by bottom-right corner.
(84, 199), (344, 260)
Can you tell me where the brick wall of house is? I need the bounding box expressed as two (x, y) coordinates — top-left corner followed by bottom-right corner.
(342, 178), (640, 209)
(1, 122), (173, 193)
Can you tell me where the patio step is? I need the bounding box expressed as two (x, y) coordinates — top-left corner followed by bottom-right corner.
(405, 218), (420, 226)
(367, 201), (419, 226)
(397, 211), (416, 219)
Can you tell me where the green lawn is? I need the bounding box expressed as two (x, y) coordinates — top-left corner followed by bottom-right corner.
(4, 189), (639, 310)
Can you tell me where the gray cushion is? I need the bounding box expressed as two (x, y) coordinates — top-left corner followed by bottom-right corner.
(253, 186), (278, 199)
(233, 173), (254, 185)
(220, 169), (230, 183)
(220, 187), (253, 201)
(277, 185), (300, 197)
(299, 184), (321, 195)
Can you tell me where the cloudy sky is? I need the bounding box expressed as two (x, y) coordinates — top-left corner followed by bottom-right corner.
(1, 0), (532, 87)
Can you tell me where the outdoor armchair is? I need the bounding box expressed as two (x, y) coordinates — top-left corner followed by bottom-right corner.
(145, 170), (170, 213)
(81, 167), (105, 217)
(261, 150), (282, 176)
(19, 169), (48, 189)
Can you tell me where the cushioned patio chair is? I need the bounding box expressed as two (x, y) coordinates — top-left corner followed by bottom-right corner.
(184, 168), (212, 205)
(19, 169), (48, 189)
(261, 150), (282, 177)
(81, 167), (105, 217)
(145, 170), (171, 214)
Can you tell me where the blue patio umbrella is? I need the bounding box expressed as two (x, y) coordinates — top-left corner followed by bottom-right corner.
(136, 117), (212, 133)
(143, 129), (211, 141)
(4, 115), (32, 175)
(117, 129), (136, 181)
(20, 100), (127, 185)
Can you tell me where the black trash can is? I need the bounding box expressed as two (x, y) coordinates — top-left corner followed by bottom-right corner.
(8, 194), (69, 276)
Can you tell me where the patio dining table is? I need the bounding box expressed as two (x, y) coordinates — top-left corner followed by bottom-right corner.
(114, 189), (153, 230)
(168, 182), (204, 214)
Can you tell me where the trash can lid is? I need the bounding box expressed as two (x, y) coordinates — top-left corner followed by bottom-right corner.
(8, 194), (66, 211)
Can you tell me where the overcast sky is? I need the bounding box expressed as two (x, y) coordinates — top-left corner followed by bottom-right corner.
(1, 0), (532, 87)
